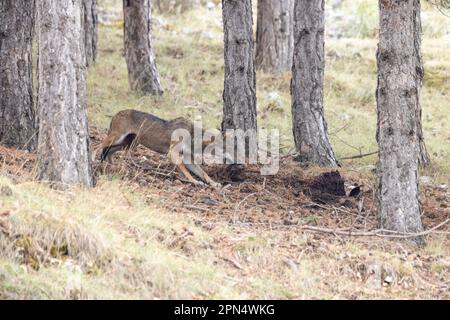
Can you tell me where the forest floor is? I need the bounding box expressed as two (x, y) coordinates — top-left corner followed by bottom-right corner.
(0, 0), (449, 299)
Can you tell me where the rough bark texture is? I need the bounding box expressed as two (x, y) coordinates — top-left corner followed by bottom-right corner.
(376, 0), (423, 238)
(83, 0), (98, 67)
(255, 0), (294, 73)
(36, 0), (93, 188)
(221, 0), (257, 133)
(412, 0), (430, 166)
(0, 0), (37, 151)
(123, 0), (163, 95)
(291, 0), (337, 167)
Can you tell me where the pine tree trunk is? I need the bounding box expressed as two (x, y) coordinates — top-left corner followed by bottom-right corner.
(0, 0), (37, 151)
(83, 0), (98, 67)
(376, 0), (423, 239)
(413, 0), (430, 166)
(291, 0), (337, 167)
(36, 0), (93, 188)
(255, 0), (294, 73)
(221, 0), (257, 134)
(123, 0), (163, 95)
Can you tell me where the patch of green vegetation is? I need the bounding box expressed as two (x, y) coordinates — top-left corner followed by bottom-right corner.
(430, 261), (447, 274)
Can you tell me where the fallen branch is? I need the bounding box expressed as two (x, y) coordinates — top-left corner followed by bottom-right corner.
(299, 218), (450, 239)
(223, 218), (450, 239)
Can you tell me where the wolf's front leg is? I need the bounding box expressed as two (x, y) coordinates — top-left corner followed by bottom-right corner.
(184, 163), (221, 189)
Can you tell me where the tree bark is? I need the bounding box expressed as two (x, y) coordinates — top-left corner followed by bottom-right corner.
(376, 0), (423, 240)
(0, 0), (37, 151)
(221, 0), (257, 134)
(36, 0), (93, 188)
(255, 0), (294, 73)
(83, 0), (98, 67)
(412, 0), (430, 166)
(291, 0), (337, 167)
(123, 0), (163, 95)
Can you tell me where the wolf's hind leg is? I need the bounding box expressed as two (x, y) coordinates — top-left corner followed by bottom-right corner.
(100, 133), (137, 163)
(101, 145), (123, 163)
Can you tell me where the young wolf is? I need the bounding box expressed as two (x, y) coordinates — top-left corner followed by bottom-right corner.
(94, 109), (223, 187)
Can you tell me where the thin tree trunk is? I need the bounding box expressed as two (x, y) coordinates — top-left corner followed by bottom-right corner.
(291, 0), (337, 167)
(83, 0), (98, 67)
(413, 0), (430, 166)
(36, 0), (93, 188)
(0, 0), (37, 151)
(255, 0), (294, 73)
(221, 0), (257, 134)
(123, 0), (163, 95)
(376, 0), (423, 240)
